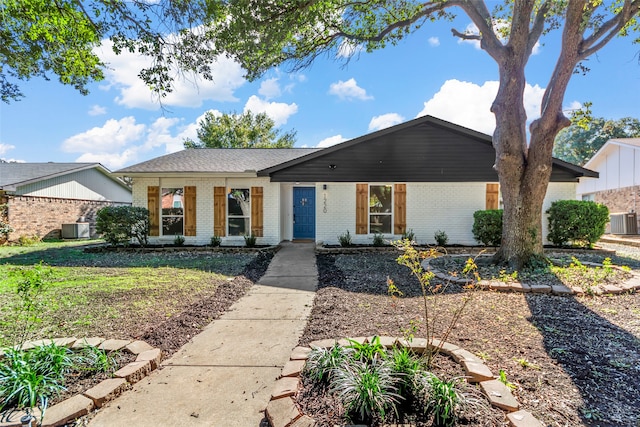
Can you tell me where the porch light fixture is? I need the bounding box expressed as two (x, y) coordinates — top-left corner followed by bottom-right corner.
(328, 164), (337, 170)
(323, 184), (327, 190)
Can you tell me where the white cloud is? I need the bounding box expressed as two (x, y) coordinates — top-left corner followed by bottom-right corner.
(0, 143), (15, 156)
(328, 78), (373, 101)
(259, 78), (282, 99)
(97, 40), (246, 109)
(317, 134), (348, 148)
(416, 79), (546, 134)
(88, 105), (107, 116)
(60, 113), (223, 169)
(62, 117), (145, 153)
(563, 100), (583, 115)
(244, 95), (298, 126)
(368, 113), (405, 132)
(428, 37), (440, 47)
(337, 39), (364, 58)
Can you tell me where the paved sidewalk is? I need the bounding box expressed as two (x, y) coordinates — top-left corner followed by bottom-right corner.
(88, 242), (317, 427)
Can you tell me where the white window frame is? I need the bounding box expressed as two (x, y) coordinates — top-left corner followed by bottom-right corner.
(227, 188), (251, 236)
(368, 183), (393, 235)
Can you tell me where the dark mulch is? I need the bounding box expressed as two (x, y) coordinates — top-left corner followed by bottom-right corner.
(298, 252), (640, 427)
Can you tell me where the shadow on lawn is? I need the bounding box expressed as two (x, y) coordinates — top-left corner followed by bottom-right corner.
(0, 243), (262, 277)
(524, 292), (640, 426)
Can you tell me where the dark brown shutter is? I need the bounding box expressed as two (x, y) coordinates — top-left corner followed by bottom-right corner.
(394, 183), (406, 235)
(214, 186), (226, 237)
(356, 183), (368, 234)
(251, 187), (263, 237)
(486, 183), (499, 210)
(184, 186), (197, 236)
(148, 186), (159, 236)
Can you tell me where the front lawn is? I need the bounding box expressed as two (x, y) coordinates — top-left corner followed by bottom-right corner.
(0, 241), (265, 350)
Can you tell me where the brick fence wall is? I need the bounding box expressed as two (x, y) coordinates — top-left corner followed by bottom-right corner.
(4, 195), (130, 241)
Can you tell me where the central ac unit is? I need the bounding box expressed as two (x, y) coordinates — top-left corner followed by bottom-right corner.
(610, 213), (638, 235)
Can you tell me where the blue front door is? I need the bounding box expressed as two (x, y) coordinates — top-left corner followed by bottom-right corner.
(293, 187), (316, 239)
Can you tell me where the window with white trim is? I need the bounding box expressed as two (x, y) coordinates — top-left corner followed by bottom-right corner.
(161, 187), (184, 235)
(228, 188), (251, 236)
(369, 184), (393, 234)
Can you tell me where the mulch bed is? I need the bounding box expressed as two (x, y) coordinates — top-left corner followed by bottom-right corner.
(297, 252), (640, 426)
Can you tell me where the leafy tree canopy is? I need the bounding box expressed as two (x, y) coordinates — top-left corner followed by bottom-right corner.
(184, 111), (296, 149)
(0, 0), (220, 103)
(208, 0), (640, 268)
(554, 116), (640, 165)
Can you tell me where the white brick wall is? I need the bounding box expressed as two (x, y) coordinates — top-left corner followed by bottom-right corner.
(317, 181), (577, 246)
(131, 177), (280, 246)
(316, 183), (357, 244)
(132, 178), (577, 246)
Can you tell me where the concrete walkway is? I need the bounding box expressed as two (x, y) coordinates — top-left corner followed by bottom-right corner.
(88, 242), (317, 427)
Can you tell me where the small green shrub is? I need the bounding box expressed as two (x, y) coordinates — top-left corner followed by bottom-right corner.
(96, 206), (150, 246)
(173, 235), (185, 246)
(0, 203), (13, 243)
(210, 235), (222, 247)
(434, 230), (448, 246)
(421, 374), (462, 427)
(472, 210), (503, 246)
(244, 234), (257, 247)
(346, 336), (386, 363)
(338, 230), (352, 247)
(546, 200), (609, 248)
(0, 343), (73, 418)
(18, 235), (41, 246)
(74, 346), (117, 373)
(305, 344), (350, 383)
(372, 233), (385, 247)
(401, 229), (415, 242)
(331, 359), (401, 424)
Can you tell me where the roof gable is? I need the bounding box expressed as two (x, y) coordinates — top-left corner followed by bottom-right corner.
(259, 116), (596, 182)
(0, 163), (128, 191)
(583, 138), (640, 170)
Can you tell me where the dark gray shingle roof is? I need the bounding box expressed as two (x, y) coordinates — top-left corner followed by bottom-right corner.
(0, 163), (101, 189)
(115, 149), (321, 174)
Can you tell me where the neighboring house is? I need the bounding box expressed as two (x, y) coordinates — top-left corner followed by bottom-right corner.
(115, 116), (596, 246)
(577, 138), (640, 233)
(0, 163), (132, 240)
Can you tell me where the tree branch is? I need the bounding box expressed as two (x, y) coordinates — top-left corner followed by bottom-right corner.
(579, 0), (640, 60)
(451, 28), (481, 40)
(455, 0), (504, 61)
(526, 1), (551, 57)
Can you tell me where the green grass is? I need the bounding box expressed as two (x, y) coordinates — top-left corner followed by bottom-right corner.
(0, 241), (257, 347)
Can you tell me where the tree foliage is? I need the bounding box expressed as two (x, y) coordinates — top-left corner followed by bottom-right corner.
(210, 0), (640, 268)
(184, 111), (296, 148)
(553, 117), (640, 165)
(0, 0), (220, 103)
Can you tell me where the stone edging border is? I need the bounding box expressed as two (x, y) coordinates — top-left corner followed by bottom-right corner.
(424, 255), (640, 296)
(0, 337), (162, 427)
(265, 336), (544, 427)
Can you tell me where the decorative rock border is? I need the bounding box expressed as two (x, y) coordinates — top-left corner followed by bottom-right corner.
(0, 337), (162, 427)
(265, 337), (544, 427)
(424, 255), (640, 296)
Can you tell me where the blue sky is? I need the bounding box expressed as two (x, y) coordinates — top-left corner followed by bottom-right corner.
(1, 15), (639, 170)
